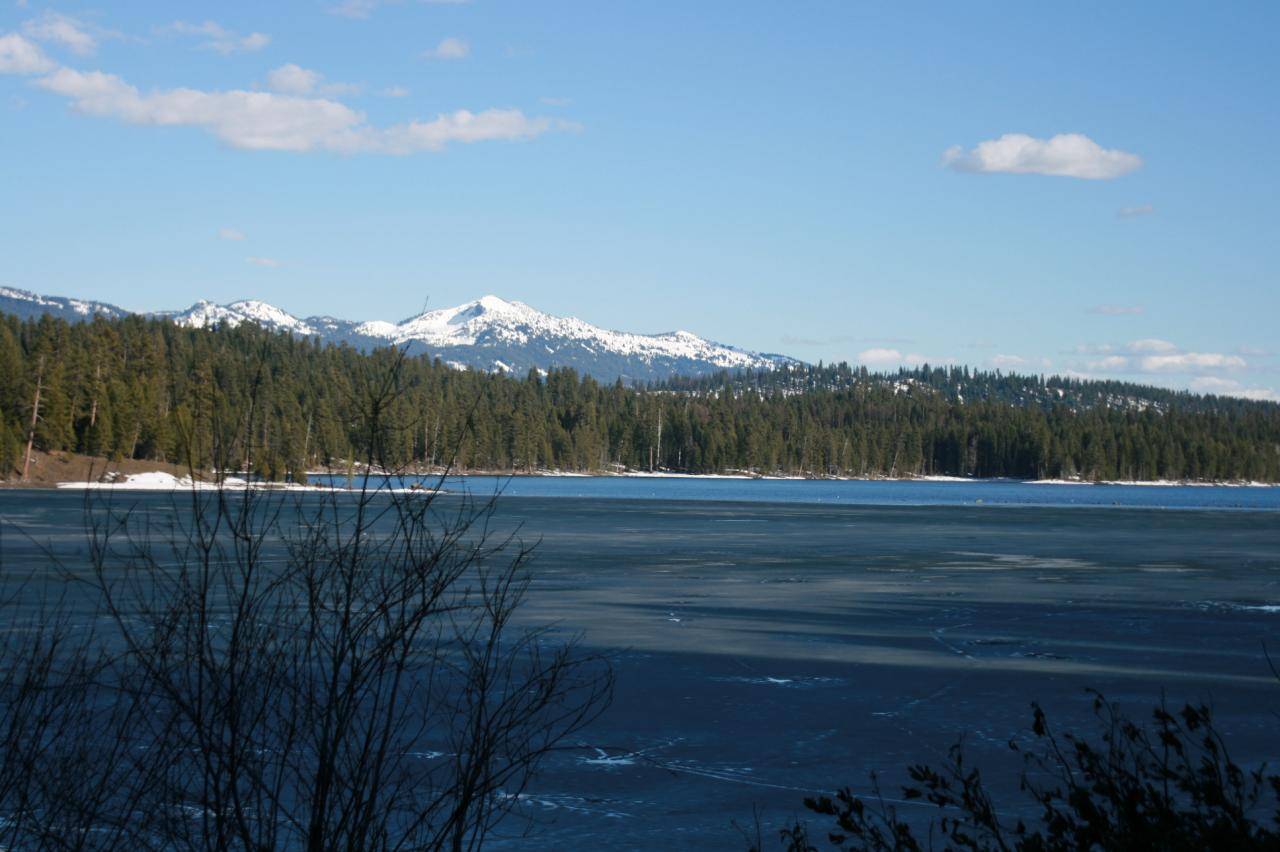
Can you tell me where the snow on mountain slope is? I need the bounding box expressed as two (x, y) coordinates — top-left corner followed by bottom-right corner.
(1, 288), (797, 382)
(169, 300), (321, 336)
(352, 295), (784, 374)
(0, 286), (130, 322)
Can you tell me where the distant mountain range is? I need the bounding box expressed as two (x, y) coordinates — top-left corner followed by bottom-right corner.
(0, 287), (796, 381)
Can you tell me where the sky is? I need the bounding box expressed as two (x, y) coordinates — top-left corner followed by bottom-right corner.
(2, 1), (1277, 400)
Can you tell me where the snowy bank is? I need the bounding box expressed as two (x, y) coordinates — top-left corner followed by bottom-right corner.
(57, 471), (440, 494)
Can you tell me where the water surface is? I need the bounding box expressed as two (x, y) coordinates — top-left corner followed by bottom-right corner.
(3, 482), (1279, 848)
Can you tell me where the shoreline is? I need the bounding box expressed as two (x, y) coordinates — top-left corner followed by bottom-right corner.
(5, 451), (1275, 492)
(2, 469), (1273, 492)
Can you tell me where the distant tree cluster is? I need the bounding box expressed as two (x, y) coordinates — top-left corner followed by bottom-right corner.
(1, 311), (1278, 482)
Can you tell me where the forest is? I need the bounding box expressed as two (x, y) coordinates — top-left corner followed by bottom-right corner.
(2, 310), (1279, 483)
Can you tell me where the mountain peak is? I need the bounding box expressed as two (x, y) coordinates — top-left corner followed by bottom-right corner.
(0, 289), (798, 382)
(474, 294), (517, 311)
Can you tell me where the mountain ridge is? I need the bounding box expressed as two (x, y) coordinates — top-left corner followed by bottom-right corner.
(0, 287), (796, 382)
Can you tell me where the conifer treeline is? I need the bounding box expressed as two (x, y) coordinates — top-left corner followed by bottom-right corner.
(2, 312), (1278, 482)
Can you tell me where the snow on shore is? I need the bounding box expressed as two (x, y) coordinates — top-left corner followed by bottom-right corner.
(55, 470), (1277, 491)
(57, 471), (437, 493)
(57, 471), (226, 491)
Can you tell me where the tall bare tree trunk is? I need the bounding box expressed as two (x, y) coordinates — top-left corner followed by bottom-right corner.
(21, 355), (44, 482)
(302, 412), (313, 468)
(89, 363), (100, 429)
(655, 402), (663, 471)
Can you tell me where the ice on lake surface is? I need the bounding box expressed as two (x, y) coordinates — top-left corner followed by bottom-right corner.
(2, 480), (1279, 848)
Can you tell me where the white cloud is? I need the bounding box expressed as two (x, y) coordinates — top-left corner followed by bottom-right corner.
(0, 32), (55, 74)
(539, 96), (571, 107)
(1126, 338), (1177, 354)
(1139, 352), (1246, 372)
(1118, 204), (1155, 219)
(333, 0), (471, 14)
(990, 355), (1052, 371)
(857, 348), (951, 367)
(1087, 355), (1130, 371)
(330, 0), (382, 17)
(1189, 377), (1279, 402)
(1075, 338), (1255, 376)
(241, 33), (270, 52)
(1088, 304), (1144, 316)
(943, 133), (1142, 180)
(218, 227), (246, 241)
(423, 37), (469, 60)
(264, 63), (361, 97)
(33, 66), (565, 154)
(1084, 348), (1248, 374)
(247, 256), (281, 267)
(265, 63), (320, 95)
(165, 21), (270, 55)
(858, 347), (903, 365)
(380, 85), (410, 98)
(22, 11), (103, 56)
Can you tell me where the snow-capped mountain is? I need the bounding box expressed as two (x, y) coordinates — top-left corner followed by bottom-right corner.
(162, 299), (324, 337)
(0, 286), (130, 323)
(1, 287), (797, 381)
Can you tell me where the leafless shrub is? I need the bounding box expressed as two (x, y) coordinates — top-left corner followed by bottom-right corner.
(0, 351), (613, 851)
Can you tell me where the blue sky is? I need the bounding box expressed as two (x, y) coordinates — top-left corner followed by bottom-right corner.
(2, 1), (1277, 399)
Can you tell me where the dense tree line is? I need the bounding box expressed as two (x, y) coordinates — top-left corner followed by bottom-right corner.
(663, 362), (1271, 416)
(1, 311), (1278, 482)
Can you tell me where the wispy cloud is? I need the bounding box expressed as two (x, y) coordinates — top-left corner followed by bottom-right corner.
(943, 133), (1142, 180)
(22, 11), (112, 56)
(330, 0), (471, 19)
(422, 37), (468, 60)
(264, 63), (361, 97)
(380, 85), (410, 98)
(1086, 355), (1131, 371)
(24, 65), (568, 154)
(1088, 304), (1145, 316)
(1117, 204), (1155, 219)
(0, 32), (54, 74)
(247, 256), (281, 268)
(779, 333), (901, 347)
(989, 354), (1052, 371)
(1078, 339), (1249, 374)
(1138, 352), (1247, 372)
(857, 348), (952, 367)
(539, 96), (571, 107)
(1126, 338), (1177, 354)
(329, 0), (382, 17)
(1190, 377), (1279, 402)
(779, 334), (827, 347)
(217, 227), (246, 241)
(163, 21), (270, 55)
(858, 348), (905, 365)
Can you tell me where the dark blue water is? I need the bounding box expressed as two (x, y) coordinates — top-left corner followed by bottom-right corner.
(314, 474), (1280, 511)
(3, 485), (1279, 848)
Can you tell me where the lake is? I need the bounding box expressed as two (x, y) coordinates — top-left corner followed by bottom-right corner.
(3, 479), (1279, 848)
(312, 473), (1280, 511)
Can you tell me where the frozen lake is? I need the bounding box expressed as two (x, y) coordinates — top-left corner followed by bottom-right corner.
(317, 473), (1280, 511)
(2, 481), (1279, 848)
